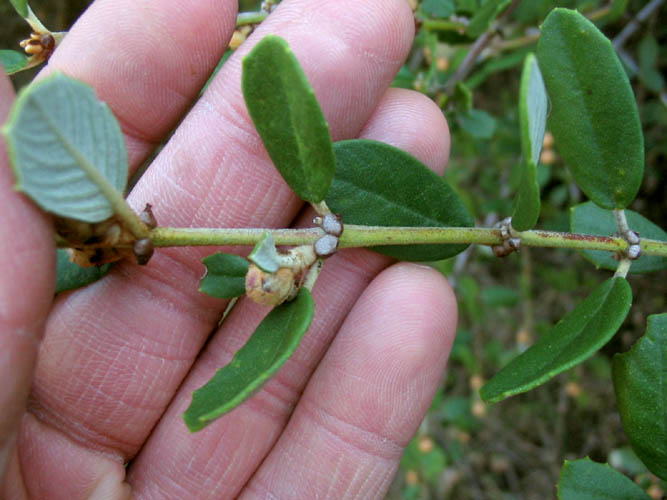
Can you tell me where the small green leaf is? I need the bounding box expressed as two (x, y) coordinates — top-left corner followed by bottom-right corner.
(480, 277), (632, 403)
(457, 109), (497, 139)
(467, 0), (511, 38)
(10, 0), (28, 18)
(184, 288), (314, 431)
(571, 202), (667, 274)
(55, 249), (111, 293)
(248, 232), (280, 273)
(2, 73), (128, 222)
(0, 50), (28, 74)
(420, 0), (455, 18)
(199, 253), (249, 299)
(242, 35), (335, 203)
(557, 458), (651, 500)
(326, 140), (474, 261)
(537, 9), (644, 209)
(512, 53), (546, 231)
(612, 314), (667, 480)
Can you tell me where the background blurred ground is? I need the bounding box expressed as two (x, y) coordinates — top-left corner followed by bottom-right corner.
(2, 1), (665, 498)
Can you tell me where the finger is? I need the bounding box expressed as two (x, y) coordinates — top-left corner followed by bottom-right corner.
(43, 0), (238, 167)
(0, 73), (53, 487)
(126, 87), (450, 497)
(25, 0), (417, 491)
(242, 264), (457, 499)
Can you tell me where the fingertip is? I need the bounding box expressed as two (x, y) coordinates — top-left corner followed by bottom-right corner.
(360, 88), (451, 174)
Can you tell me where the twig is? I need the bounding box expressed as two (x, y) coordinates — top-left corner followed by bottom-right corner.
(612, 0), (665, 50)
(444, 0), (522, 94)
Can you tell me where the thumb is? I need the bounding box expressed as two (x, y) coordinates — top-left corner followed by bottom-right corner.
(0, 71), (55, 482)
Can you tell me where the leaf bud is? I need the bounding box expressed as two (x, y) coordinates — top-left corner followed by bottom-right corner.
(314, 234), (338, 257)
(245, 264), (298, 307)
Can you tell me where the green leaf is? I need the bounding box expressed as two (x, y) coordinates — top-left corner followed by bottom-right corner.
(612, 314), (667, 480)
(326, 140), (474, 261)
(420, 0), (455, 18)
(10, 0), (28, 18)
(248, 232), (280, 273)
(199, 253), (249, 299)
(480, 277), (632, 403)
(0, 50), (28, 74)
(2, 73), (128, 222)
(242, 35), (335, 203)
(512, 53), (546, 231)
(457, 109), (497, 139)
(467, 0), (511, 38)
(184, 288), (314, 431)
(537, 9), (644, 209)
(571, 202), (667, 274)
(557, 458), (651, 500)
(55, 249), (110, 293)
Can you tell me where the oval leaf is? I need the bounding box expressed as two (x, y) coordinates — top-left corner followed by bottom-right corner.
(184, 288), (314, 431)
(571, 202), (667, 273)
(558, 458), (651, 500)
(0, 50), (28, 75)
(512, 53), (546, 231)
(242, 35), (335, 203)
(2, 73), (128, 222)
(326, 139), (474, 261)
(480, 277), (632, 403)
(55, 249), (111, 293)
(199, 252), (249, 299)
(612, 314), (667, 480)
(537, 9), (644, 209)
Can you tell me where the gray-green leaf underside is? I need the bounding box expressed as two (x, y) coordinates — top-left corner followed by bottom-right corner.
(2, 73), (128, 222)
(512, 53), (546, 231)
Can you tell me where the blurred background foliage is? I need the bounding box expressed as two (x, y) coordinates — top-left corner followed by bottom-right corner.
(2, 0), (665, 498)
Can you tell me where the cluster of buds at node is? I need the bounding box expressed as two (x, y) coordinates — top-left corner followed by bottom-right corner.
(20, 32), (55, 60)
(313, 213), (343, 257)
(57, 203), (157, 267)
(244, 214), (344, 307)
(621, 229), (642, 260)
(492, 217), (521, 257)
(245, 244), (316, 307)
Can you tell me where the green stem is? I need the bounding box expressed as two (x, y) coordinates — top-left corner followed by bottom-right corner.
(148, 225), (667, 257)
(420, 19), (467, 32)
(236, 12), (268, 26)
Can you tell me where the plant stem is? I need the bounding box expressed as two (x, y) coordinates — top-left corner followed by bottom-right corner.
(237, 12), (268, 26)
(148, 225), (667, 257)
(420, 18), (467, 32)
(444, 0), (521, 94)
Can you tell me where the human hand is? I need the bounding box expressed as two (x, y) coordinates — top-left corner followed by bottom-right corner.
(0, 1), (457, 498)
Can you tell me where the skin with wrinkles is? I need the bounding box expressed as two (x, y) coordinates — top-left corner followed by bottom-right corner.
(0, 1), (457, 498)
